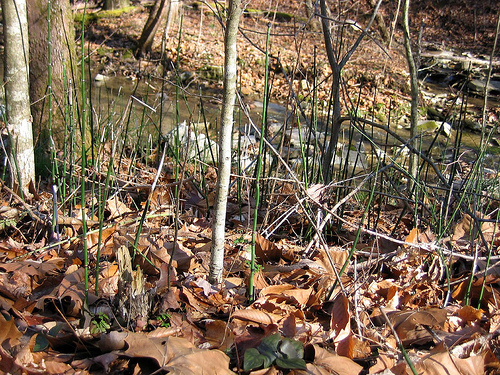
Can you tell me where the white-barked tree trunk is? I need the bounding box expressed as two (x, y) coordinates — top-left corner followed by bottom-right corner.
(209, 0), (243, 284)
(2, 0), (35, 197)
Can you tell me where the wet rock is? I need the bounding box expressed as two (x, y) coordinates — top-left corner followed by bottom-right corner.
(417, 120), (452, 136)
(462, 119), (482, 132)
(426, 107), (446, 121)
(165, 122), (219, 163)
(468, 79), (500, 96)
(288, 128), (314, 148)
(198, 65), (224, 81)
(94, 73), (109, 87)
(323, 142), (368, 170)
(280, 146), (302, 159)
(232, 130), (257, 150)
(94, 73), (107, 81)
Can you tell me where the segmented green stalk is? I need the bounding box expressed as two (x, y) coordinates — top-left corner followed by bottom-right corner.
(249, 24), (271, 302)
(47, 0), (59, 236)
(80, 0), (89, 306)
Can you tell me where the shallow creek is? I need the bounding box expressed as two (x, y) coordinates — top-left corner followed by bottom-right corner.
(92, 73), (500, 175)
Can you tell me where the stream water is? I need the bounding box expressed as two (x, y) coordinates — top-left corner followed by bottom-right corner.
(92, 72), (500, 169)
(1, 51), (496, 183)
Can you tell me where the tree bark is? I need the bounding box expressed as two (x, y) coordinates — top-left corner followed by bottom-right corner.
(1, 0), (35, 197)
(28, 0), (78, 151)
(209, 0), (242, 284)
(135, 0), (171, 58)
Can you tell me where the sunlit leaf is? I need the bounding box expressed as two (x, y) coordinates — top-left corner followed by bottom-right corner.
(279, 338), (304, 359)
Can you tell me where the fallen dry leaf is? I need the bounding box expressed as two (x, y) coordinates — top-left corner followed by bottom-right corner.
(0, 312), (22, 349)
(330, 294), (351, 345)
(389, 308), (447, 345)
(0, 2), (499, 374)
(204, 319), (234, 351)
(457, 305), (484, 323)
(416, 343), (484, 375)
(117, 333), (235, 373)
(301, 344), (363, 375)
(255, 232), (282, 263)
(261, 284), (313, 307)
(232, 307), (282, 325)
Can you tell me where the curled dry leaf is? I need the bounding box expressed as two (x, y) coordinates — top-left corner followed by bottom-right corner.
(44, 360), (74, 374)
(451, 277), (500, 309)
(163, 347), (235, 374)
(99, 331), (128, 352)
(72, 352), (120, 372)
(452, 214), (475, 246)
(313, 247), (349, 277)
(368, 353), (396, 374)
(457, 305), (484, 323)
(441, 325), (486, 348)
(106, 197), (132, 220)
(0, 258), (64, 279)
(306, 183), (329, 203)
(232, 308), (283, 325)
(404, 227), (435, 246)
(203, 319), (234, 351)
(0, 258), (63, 302)
(36, 267), (98, 317)
(86, 225), (117, 256)
(38, 268), (85, 317)
(281, 314), (297, 338)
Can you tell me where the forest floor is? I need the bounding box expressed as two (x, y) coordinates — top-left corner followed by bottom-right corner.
(0, 1), (500, 374)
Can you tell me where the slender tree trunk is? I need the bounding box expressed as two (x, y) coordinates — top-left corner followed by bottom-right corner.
(320, 0), (382, 183)
(209, 0), (242, 284)
(402, 0), (419, 192)
(28, 0), (78, 151)
(135, 0), (171, 58)
(319, 0), (342, 183)
(1, 0), (35, 197)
